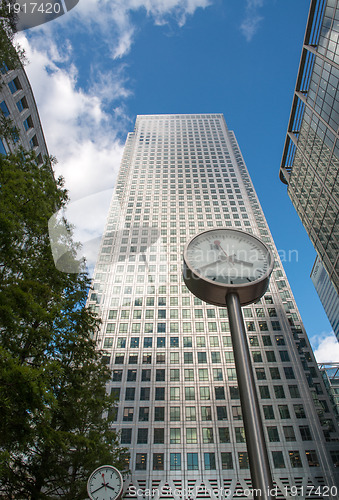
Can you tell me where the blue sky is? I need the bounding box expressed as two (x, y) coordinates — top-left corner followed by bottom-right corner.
(16, 0), (339, 360)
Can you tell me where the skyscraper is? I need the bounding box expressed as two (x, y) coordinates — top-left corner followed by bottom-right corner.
(0, 61), (48, 160)
(311, 256), (339, 339)
(88, 114), (339, 499)
(279, 0), (339, 303)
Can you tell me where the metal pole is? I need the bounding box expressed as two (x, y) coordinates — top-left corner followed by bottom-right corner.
(226, 292), (276, 500)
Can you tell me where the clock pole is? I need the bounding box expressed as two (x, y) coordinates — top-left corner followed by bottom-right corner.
(226, 292), (275, 500)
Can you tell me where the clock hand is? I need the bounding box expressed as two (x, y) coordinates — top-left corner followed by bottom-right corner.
(198, 256), (225, 270)
(229, 255), (254, 267)
(102, 473), (107, 491)
(105, 484), (117, 491)
(91, 484), (105, 494)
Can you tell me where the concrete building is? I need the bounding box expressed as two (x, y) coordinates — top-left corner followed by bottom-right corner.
(311, 256), (339, 339)
(279, 0), (339, 301)
(318, 363), (339, 422)
(0, 60), (48, 160)
(89, 114), (339, 499)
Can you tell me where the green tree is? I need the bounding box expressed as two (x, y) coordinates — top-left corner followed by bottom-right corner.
(0, 149), (127, 499)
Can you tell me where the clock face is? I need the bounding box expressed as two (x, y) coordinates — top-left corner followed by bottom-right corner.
(185, 228), (272, 286)
(87, 466), (123, 500)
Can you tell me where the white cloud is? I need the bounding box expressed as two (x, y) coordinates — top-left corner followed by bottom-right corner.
(240, 0), (264, 41)
(312, 332), (339, 363)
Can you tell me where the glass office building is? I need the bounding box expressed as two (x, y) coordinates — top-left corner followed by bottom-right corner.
(311, 256), (339, 340)
(0, 61), (48, 160)
(88, 114), (339, 499)
(279, 0), (339, 297)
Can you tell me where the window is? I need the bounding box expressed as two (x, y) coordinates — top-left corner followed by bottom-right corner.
(284, 367), (295, 379)
(232, 406), (243, 420)
(8, 77), (21, 94)
(123, 408), (134, 421)
(305, 450), (319, 467)
(140, 387), (150, 400)
(252, 351), (262, 362)
(154, 407), (164, 421)
(238, 452), (249, 469)
(267, 426), (280, 442)
(215, 386), (225, 400)
(217, 406), (227, 420)
(289, 450), (302, 468)
(156, 369), (165, 382)
(186, 428), (197, 444)
(156, 353), (165, 363)
(187, 453), (199, 470)
(112, 370), (122, 381)
(144, 337), (152, 348)
(270, 367), (281, 379)
(224, 351), (234, 363)
(213, 368), (223, 381)
(170, 453), (181, 471)
(289, 385), (300, 398)
(170, 337), (179, 347)
(197, 352), (207, 363)
(279, 351), (290, 362)
(272, 451), (285, 468)
(121, 428), (132, 444)
(278, 405), (290, 419)
(299, 425), (312, 441)
(199, 387), (210, 400)
(0, 100), (10, 117)
(274, 386), (285, 398)
(201, 406), (212, 421)
(139, 407), (149, 421)
(185, 387), (195, 400)
(256, 368), (266, 380)
(266, 351), (276, 362)
(170, 407), (180, 421)
(153, 453), (164, 470)
(127, 370), (137, 381)
(183, 336), (192, 347)
(263, 406), (275, 420)
(185, 407), (196, 421)
(283, 426), (296, 442)
(155, 388), (165, 400)
(259, 386), (270, 399)
(125, 388), (135, 400)
(170, 369), (180, 381)
(137, 428), (148, 444)
(136, 453), (147, 470)
(184, 352), (193, 363)
(221, 452), (233, 469)
(262, 336), (272, 346)
(219, 427), (230, 443)
(204, 453), (216, 470)
(154, 428), (164, 444)
(23, 115), (33, 131)
(235, 427), (246, 443)
(294, 404), (306, 419)
(157, 337), (166, 348)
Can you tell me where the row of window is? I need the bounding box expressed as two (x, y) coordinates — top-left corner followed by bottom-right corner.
(132, 449), (323, 471)
(114, 403), (308, 422)
(100, 319), (281, 333)
(119, 423), (314, 445)
(112, 384), (302, 403)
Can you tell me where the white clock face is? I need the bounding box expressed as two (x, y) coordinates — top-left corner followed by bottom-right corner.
(87, 466), (123, 500)
(186, 229), (271, 285)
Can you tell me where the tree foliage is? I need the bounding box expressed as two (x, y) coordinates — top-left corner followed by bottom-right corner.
(0, 150), (127, 499)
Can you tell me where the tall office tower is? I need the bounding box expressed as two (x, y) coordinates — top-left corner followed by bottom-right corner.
(279, 0), (339, 312)
(88, 114), (339, 499)
(318, 363), (339, 422)
(0, 61), (48, 160)
(311, 256), (339, 339)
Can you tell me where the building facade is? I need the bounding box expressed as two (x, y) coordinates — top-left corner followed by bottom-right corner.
(311, 256), (339, 339)
(88, 114), (339, 499)
(318, 363), (339, 422)
(279, 0), (339, 300)
(0, 60), (48, 161)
